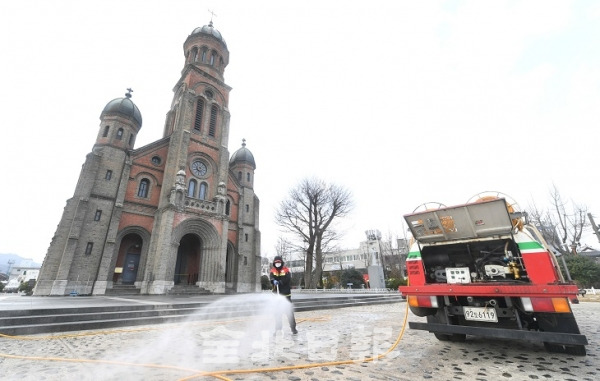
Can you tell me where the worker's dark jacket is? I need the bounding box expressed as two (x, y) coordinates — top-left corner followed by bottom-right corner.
(269, 266), (292, 296)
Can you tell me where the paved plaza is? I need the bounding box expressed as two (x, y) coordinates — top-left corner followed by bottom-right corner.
(0, 294), (598, 381)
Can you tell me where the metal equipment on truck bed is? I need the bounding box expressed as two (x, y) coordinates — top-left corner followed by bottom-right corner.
(399, 194), (588, 355)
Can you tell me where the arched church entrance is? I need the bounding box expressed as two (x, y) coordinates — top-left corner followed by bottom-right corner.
(116, 234), (142, 285)
(174, 234), (201, 285)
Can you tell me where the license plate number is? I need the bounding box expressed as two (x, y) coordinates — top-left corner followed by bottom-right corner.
(463, 306), (498, 322)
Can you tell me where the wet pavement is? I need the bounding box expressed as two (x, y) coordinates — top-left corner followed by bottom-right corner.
(0, 291), (394, 310)
(0, 294), (598, 381)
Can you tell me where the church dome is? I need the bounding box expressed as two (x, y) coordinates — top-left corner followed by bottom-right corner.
(101, 91), (142, 127)
(230, 140), (256, 169)
(190, 21), (227, 47)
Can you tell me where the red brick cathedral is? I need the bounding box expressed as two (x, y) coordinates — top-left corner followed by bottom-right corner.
(35, 22), (261, 296)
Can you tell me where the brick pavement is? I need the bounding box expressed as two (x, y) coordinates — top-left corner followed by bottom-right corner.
(0, 296), (598, 381)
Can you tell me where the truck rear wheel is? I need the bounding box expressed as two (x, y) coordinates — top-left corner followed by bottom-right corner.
(427, 308), (466, 342)
(536, 312), (586, 356)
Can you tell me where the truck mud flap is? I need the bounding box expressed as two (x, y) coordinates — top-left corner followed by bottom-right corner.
(409, 322), (588, 346)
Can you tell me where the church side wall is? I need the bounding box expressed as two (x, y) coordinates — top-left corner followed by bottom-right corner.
(34, 197), (78, 295)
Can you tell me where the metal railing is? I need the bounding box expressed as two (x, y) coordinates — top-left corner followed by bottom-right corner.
(292, 288), (395, 294)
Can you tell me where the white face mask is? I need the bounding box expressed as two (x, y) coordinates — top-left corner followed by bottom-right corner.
(274, 263), (282, 268)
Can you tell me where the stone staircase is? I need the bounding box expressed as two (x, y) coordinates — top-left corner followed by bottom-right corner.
(0, 293), (404, 336)
(103, 285), (212, 296)
(0, 302), (211, 336)
(104, 284), (141, 296)
(166, 285), (212, 295)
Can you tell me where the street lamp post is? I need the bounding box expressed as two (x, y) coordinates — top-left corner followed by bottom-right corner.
(7, 259), (15, 277)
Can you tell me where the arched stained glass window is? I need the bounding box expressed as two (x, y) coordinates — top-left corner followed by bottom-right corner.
(137, 179), (150, 198)
(188, 179), (197, 197)
(199, 182), (208, 200)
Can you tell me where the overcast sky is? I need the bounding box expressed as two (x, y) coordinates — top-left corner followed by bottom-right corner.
(1, 0), (599, 263)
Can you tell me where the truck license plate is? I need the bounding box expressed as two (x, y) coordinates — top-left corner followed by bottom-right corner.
(463, 307), (498, 322)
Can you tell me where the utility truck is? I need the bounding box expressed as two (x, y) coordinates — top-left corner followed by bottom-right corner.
(398, 193), (588, 355)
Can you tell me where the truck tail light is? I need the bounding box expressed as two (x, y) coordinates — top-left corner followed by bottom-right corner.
(521, 297), (571, 313)
(408, 295), (438, 308)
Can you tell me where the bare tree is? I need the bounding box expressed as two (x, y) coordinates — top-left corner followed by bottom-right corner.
(528, 185), (589, 256)
(275, 177), (353, 288)
(274, 237), (295, 263)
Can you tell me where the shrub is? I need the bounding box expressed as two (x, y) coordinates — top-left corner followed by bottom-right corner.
(386, 277), (406, 290)
(18, 280), (35, 295)
(341, 268), (366, 289)
(261, 275), (271, 290)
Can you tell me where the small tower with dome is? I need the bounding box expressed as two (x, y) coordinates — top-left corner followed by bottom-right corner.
(230, 139), (256, 189)
(96, 89), (142, 149)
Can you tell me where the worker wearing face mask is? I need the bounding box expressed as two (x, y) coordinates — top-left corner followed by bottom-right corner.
(269, 256), (298, 334)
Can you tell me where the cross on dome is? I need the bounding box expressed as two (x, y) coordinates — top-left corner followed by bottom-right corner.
(208, 9), (217, 24)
